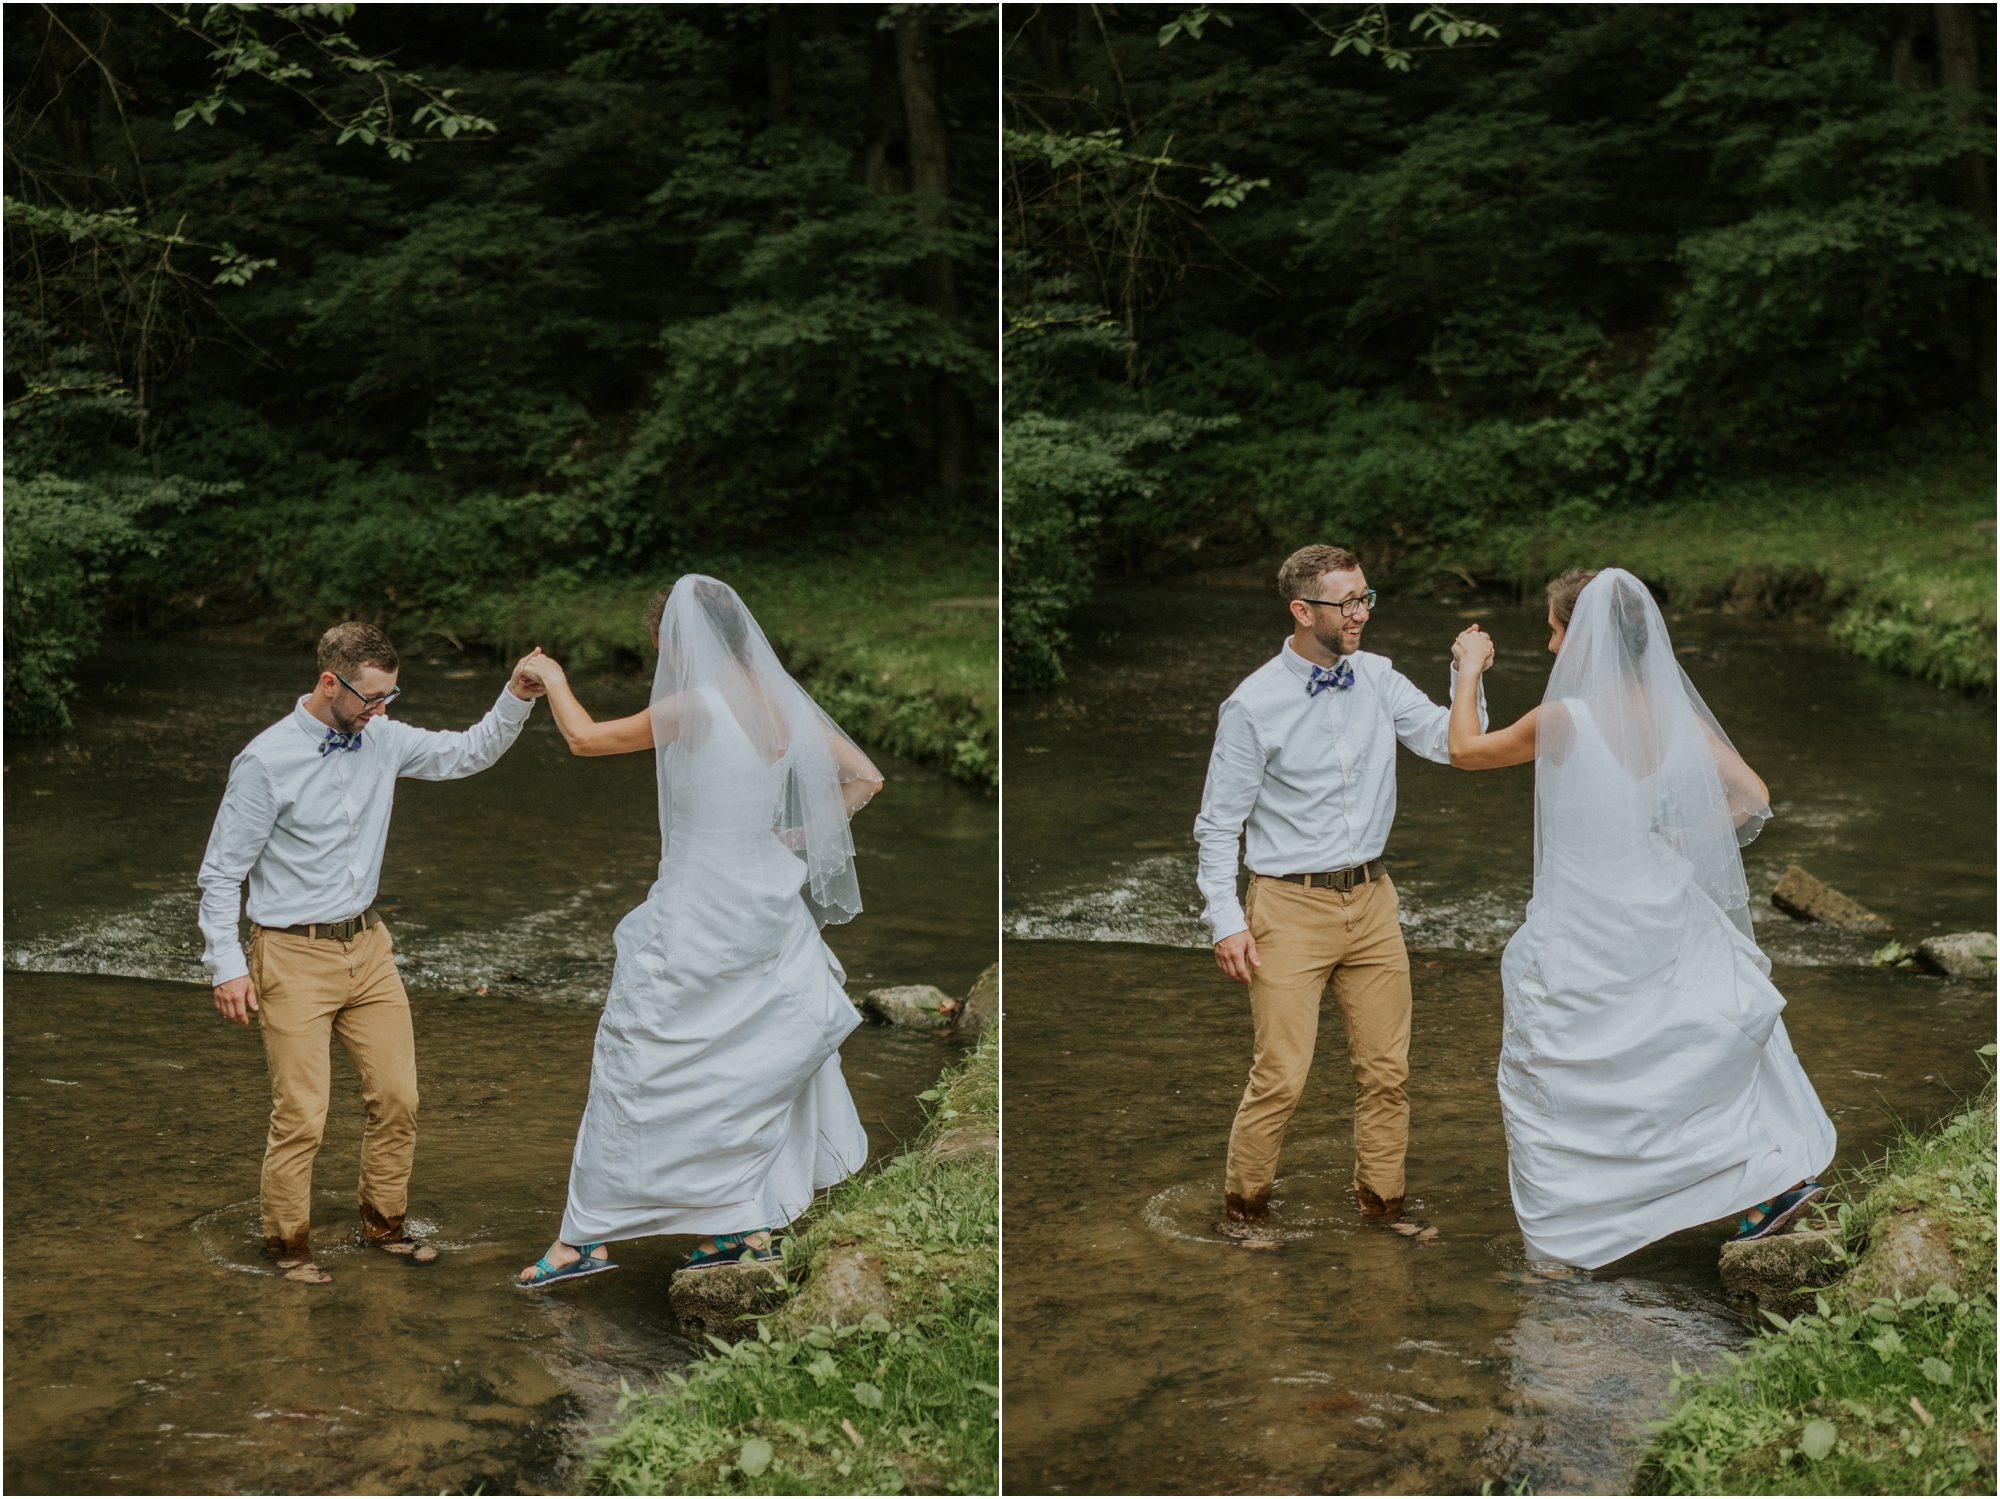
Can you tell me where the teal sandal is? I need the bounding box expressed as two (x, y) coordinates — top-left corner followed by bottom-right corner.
(683, 1231), (779, 1271)
(1730, 1180), (1824, 1243)
(515, 1241), (616, 1288)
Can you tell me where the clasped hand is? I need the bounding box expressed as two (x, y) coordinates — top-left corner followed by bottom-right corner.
(508, 648), (563, 699)
(1452, 623), (1495, 672)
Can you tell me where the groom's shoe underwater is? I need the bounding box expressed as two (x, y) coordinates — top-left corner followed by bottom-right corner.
(1353, 1183), (1406, 1221)
(1218, 1191), (1280, 1247)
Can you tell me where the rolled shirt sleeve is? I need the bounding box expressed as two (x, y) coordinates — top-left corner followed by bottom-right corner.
(1193, 698), (1269, 944)
(197, 755), (279, 985)
(392, 686), (534, 780)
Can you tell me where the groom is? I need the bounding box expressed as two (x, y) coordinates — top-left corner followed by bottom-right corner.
(198, 622), (546, 1280)
(1195, 544), (1484, 1232)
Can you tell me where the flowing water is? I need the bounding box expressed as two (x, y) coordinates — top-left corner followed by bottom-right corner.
(1002, 582), (1994, 1495)
(4, 638), (995, 1495)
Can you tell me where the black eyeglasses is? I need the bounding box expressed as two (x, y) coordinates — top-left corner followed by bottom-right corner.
(1298, 590), (1377, 618)
(333, 671), (402, 709)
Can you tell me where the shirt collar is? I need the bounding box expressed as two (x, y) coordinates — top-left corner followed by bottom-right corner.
(1280, 638), (1359, 683)
(293, 696), (335, 745)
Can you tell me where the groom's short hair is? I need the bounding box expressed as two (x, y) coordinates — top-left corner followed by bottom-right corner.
(1279, 545), (1361, 601)
(317, 622), (399, 678)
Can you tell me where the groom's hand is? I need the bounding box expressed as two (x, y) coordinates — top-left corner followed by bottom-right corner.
(1214, 930), (1260, 984)
(508, 650), (551, 700)
(214, 975), (259, 1025)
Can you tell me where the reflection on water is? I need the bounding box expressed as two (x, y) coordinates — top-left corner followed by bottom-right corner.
(1002, 583), (1994, 1494)
(4, 639), (993, 1494)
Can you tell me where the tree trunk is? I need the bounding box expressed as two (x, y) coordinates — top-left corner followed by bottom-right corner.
(864, 25), (906, 193)
(894, 6), (970, 494)
(766, 7), (797, 127)
(1890, 8), (1936, 90)
(1934, 4), (1993, 402)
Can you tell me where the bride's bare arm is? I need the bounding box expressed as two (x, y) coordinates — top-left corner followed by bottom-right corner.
(516, 650), (655, 756)
(1447, 628), (1539, 769)
(1704, 725), (1770, 824)
(828, 727), (885, 817)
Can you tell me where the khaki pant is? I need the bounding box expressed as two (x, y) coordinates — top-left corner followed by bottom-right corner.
(1225, 872), (1412, 1218)
(249, 922), (418, 1255)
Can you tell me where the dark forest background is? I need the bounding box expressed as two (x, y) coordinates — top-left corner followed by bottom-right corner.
(1002, 4), (1995, 686)
(5, 2), (997, 732)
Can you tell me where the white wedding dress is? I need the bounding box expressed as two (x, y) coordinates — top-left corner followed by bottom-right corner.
(558, 579), (874, 1245)
(1498, 572), (1835, 1270)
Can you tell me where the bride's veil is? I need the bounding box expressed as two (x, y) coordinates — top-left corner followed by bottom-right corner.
(650, 576), (879, 926)
(1536, 569), (1771, 939)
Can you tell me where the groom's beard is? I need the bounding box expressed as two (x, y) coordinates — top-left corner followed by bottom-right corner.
(1312, 619), (1361, 658)
(331, 700), (371, 735)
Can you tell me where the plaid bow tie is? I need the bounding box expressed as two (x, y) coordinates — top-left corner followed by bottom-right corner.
(320, 727), (365, 756)
(1307, 660), (1355, 696)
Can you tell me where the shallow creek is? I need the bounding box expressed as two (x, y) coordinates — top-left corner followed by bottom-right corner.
(4, 639), (994, 1495)
(1002, 582), (1994, 1495)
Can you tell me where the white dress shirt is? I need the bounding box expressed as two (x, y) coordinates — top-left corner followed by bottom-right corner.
(198, 688), (535, 984)
(1193, 639), (1485, 943)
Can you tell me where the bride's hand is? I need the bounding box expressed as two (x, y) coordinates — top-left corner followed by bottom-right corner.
(1451, 625), (1494, 672)
(513, 648), (566, 691)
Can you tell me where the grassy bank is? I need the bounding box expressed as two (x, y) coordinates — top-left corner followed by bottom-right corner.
(432, 542), (997, 788)
(588, 1024), (998, 1495)
(1429, 456), (1995, 693)
(1637, 1060), (1997, 1495)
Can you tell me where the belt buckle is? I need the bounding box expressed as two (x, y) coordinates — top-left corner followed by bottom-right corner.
(1333, 868), (1354, 893)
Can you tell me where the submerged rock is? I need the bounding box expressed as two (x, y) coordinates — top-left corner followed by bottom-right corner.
(1718, 1227), (1844, 1315)
(668, 1259), (788, 1343)
(863, 984), (958, 1029)
(783, 1245), (896, 1331)
(1845, 1210), (1962, 1305)
(1912, 931), (1996, 980)
(1771, 866), (1887, 933)
(957, 963), (998, 1036)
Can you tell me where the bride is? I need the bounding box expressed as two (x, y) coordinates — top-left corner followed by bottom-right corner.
(1448, 568), (1835, 1271)
(511, 576), (883, 1286)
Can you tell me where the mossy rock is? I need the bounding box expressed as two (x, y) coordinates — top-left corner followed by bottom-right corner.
(957, 962), (998, 1036)
(668, 1259), (788, 1344)
(1719, 1227), (1844, 1315)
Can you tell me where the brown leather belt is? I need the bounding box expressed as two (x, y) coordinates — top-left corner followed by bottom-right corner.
(258, 908), (380, 942)
(1277, 860), (1384, 893)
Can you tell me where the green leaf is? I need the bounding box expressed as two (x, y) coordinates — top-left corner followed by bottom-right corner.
(1978, 1043), (1996, 1056)
(853, 1381), (884, 1409)
(1921, 1356), (1954, 1384)
(915, 1088), (941, 1101)
(737, 1438), (773, 1477)
(1157, 21), (1183, 46)
(1800, 1420), (1837, 1460)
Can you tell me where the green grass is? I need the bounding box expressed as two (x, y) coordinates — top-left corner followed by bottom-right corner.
(587, 1030), (999, 1495)
(1436, 455), (1996, 693)
(1636, 1063), (1998, 1495)
(434, 541), (998, 787)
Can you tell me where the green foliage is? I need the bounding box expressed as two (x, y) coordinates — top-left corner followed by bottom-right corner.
(590, 1035), (999, 1495)
(1, 320), (225, 733)
(3, 4), (996, 742)
(1433, 453), (1996, 694)
(1637, 1075), (1997, 1495)
(1004, 4), (1995, 682)
(434, 544), (997, 786)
